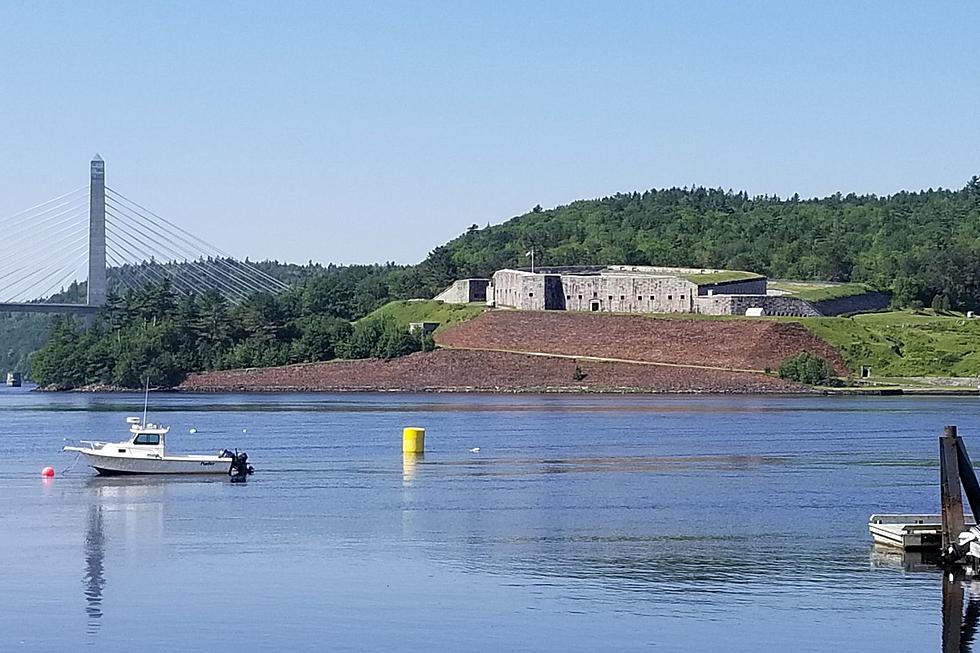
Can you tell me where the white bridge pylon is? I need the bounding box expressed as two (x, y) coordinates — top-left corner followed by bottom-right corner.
(0, 156), (289, 313)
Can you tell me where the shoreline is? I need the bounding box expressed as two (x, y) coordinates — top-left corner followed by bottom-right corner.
(25, 384), (980, 396)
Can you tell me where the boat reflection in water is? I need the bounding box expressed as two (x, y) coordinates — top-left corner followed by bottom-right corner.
(83, 504), (106, 635)
(80, 476), (176, 639)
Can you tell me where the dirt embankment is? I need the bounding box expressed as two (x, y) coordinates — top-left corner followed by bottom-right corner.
(435, 311), (847, 374)
(179, 349), (807, 394)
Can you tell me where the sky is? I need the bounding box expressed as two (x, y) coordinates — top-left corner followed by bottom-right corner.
(0, 1), (978, 266)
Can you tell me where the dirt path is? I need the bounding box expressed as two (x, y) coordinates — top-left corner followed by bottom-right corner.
(436, 344), (765, 373)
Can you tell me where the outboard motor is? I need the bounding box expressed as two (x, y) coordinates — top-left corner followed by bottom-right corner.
(220, 449), (254, 483)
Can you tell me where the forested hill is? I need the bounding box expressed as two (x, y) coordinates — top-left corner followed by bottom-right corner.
(431, 177), (980, 309)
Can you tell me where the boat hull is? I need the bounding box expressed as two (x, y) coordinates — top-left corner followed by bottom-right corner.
(72, 451), (233, 475)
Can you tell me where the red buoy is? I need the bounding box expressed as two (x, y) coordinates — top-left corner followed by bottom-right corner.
(41, 466), (55, 478)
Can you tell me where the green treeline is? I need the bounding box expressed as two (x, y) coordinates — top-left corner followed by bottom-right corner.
(0, 313), (53, 375)
(31, 279), (435, 389)
(435, 178), (980, 310)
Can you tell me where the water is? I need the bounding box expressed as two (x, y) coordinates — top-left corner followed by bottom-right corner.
(0, 390), (976, 651)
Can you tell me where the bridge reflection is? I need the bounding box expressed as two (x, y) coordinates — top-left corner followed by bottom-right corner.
(82, 505), (106, 635)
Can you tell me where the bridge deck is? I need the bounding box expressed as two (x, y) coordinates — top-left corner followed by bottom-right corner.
(0, 303), (99, 315)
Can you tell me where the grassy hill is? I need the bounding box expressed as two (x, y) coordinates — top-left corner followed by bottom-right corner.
(769, 281), (873, 302)
(361, 300), (486, 332)
(800, 311), (980, 378)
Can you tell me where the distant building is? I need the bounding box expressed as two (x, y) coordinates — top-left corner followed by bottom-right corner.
(408, 321), (439, 335)
(437, 265), (823, 316)
(433, 278), (490, 304)
(487, 265), (780, 314)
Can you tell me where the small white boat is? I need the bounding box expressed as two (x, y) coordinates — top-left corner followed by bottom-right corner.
(65, 417), (251, 477)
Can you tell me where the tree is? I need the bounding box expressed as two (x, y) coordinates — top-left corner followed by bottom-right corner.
(291, 315), (352, 362)
(778, 352), (837, 386)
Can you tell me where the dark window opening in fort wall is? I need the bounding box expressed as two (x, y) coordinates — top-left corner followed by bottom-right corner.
(543, 274), (566, 310)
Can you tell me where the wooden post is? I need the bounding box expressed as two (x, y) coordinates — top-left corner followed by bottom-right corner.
(942, 425), (966, 551)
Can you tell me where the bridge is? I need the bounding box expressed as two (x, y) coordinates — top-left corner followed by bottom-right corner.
(0, 156), (288, 315)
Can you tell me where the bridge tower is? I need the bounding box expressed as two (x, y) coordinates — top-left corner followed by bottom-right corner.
(87, 155), (107, 306)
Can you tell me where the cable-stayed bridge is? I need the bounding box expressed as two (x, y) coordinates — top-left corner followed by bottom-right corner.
(0, 156), (289, 315)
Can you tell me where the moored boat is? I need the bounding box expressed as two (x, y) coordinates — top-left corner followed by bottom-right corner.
(65, 417), (252, 477)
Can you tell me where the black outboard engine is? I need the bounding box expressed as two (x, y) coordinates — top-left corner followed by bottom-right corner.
(220, 449), (255, 482)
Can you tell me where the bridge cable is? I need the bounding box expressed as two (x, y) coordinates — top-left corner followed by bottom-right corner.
(105, 214), (250, 301)
(105, 203), (258, 299)
(105, 201), (271, 300)
(0, 224), (88, 294)
(105, 209), (251, 302)
(0, 186), (86, 225)
(0, 213), (88, 279)
(33, 247), (90, 302)
(105, 188), (289, 292)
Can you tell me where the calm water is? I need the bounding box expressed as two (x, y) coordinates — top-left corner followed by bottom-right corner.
(0, 390), (977, 651)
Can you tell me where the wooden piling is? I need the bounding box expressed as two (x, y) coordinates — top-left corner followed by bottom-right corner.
(941, 425), (966, 551)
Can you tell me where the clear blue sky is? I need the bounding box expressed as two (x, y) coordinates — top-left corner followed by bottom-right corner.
(0, 1), (977, 265)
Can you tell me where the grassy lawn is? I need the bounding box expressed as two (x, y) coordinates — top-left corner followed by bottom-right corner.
(768, 280), (872, 302)
(681, 270), (764, 285)
(799, 310), (980, 377)
(362, 300), (486, 332)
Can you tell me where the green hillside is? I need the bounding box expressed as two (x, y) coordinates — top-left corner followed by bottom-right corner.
(770, 282), (873, 302)
(362, 300), (485, 331)
(437, 180), (980, 311)
(0, 313), (53, 377)
(800, 311), (980, 377)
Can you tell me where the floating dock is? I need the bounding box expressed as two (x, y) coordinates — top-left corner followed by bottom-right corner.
(871, 425), (980, 572)
(869, 514), (976, 551)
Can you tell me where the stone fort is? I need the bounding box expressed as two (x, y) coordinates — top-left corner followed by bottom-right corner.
(435, 266), (889, 317)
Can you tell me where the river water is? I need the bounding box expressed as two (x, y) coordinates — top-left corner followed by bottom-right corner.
(0, 390), (977, 651)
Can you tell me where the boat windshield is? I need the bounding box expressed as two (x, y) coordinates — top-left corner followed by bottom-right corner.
(133, 433), (161, 446)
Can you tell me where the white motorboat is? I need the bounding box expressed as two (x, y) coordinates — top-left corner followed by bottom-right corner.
(64, 417), (252, 477)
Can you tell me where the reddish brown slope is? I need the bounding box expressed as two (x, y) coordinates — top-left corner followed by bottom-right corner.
(435, 311), (847, 373)
(179, 349), (805, 393)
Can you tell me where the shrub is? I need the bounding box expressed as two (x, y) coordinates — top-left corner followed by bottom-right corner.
(335, 316), (426, 360)
(778, 352), (838, 386)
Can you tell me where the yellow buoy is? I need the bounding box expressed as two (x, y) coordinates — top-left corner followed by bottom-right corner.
(403, 427), (425, 454)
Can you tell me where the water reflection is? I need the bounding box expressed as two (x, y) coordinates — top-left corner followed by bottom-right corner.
(402, 453), (423, 484)
(82, 504), (106, 635)
(871, 546), (941, 572)
(80, 477), (171, 640)
(943, 574), (980, 652)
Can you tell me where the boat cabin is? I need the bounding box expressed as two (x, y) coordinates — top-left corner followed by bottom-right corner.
(124, 417), (169, 453)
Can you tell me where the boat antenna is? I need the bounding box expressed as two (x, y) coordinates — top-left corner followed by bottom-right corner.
(142, 376), (150, 428)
